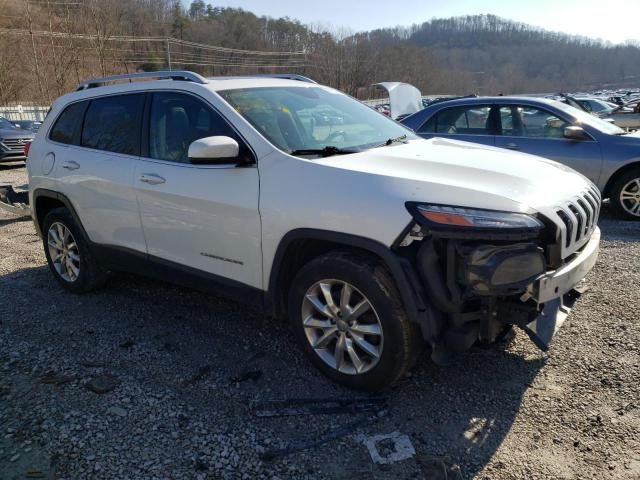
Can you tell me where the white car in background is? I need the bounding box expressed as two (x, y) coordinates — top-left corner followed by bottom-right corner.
(27, 71), (600, 390)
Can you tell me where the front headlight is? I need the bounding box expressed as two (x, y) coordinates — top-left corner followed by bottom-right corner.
(408, 204), (543, 230)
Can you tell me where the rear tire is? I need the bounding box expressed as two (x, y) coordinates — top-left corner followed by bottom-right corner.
(610, 169), (640, 220)
(288, 250), (421, 391)
(42, 207), (107, 293)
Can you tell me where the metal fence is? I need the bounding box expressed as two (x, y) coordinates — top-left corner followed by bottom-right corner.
(0, 105), (49, 122)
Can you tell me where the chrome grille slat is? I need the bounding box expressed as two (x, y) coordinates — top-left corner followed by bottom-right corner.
(556, 210), (573, 248)
(1, 138), (31, 151)
(568, 204), (583, 242)
(577, 198), (593, 235)
(555, 188), (601, 259)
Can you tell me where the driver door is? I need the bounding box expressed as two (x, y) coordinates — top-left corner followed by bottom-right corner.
(134, 91), (262, 290)
(494, 105), (603, 184)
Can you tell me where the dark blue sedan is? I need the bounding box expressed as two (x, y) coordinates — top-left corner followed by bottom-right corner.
(401, 97), (640, 220)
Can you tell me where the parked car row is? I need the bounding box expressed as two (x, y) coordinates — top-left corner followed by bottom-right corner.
(13, 119), (42, 133)
(548, 92), (640, 131)
(0, 116), (35, 163)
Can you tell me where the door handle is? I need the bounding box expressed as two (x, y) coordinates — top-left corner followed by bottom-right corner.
(61, 160), (80, 170)
(505, 143), (520, 150)
(139, 173), (166, 185)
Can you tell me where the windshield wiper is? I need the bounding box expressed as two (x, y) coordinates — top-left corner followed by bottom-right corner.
(374, 134), (408, 148)
(289, 146), (358, 157)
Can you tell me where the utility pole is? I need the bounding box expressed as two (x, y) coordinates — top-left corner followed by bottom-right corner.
(25, 1), (47, 103)
(166, 38), (172, 70)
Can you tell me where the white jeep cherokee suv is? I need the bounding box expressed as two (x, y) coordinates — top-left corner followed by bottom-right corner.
(28, 71), (601, 390)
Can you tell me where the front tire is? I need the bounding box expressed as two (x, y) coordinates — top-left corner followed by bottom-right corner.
(42, 207), (107, 293)
(288, 251), (421, 391)
(610, 169), (640, 220)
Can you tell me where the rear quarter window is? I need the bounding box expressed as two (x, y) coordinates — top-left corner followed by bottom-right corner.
(49, 101), (88, 145)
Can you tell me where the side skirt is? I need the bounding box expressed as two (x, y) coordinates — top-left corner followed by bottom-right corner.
(91, 243), (264, 309)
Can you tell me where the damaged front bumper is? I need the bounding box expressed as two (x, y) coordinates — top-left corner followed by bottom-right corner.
(405, 223), (601, 360)
(521, 227), (600, 350)
(529, 227), (600, 304)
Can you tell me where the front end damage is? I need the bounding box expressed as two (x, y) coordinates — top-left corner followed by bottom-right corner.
(395, 202), (601, 363)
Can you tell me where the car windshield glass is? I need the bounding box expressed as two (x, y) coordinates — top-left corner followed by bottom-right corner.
(0, 117), (16, 130)
(584, 99), (615, 113)
(551, 101), (625, 134)
(218, 86), (416, 156)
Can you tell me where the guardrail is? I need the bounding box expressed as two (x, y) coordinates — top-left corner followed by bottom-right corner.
(0, 105), (49, 122)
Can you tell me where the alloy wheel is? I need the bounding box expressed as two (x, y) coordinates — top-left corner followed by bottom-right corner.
(301, 279), (383, 375)
(620, 177), (640, 217)
(47, 222), (80, 282)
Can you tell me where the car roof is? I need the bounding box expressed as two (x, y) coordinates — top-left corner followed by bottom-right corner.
(52, 76), (324, 111)
(401, 95), (569, 126)
(421, 96), (561, 108)
(572, 96), (603, 101)
(206, 76), (320, 91)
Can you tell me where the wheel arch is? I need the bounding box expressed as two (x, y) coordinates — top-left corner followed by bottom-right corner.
(266, 228), (430, 329)
(32, 189), (88, 240)
(602, 161), (640, 199)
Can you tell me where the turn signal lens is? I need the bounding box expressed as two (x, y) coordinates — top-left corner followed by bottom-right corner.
(420, 211), (474, 227)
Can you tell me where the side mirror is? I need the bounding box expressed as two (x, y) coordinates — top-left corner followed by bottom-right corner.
(564, 126), (589, 141)
(188, 136), (239, 164)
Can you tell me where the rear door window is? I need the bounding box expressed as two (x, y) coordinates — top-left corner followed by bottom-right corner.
(81, 94), (144, 155)
(428, 105), (492, 135)
(49, 101), (88, 145)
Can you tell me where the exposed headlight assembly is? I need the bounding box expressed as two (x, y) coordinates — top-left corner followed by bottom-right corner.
(408, 203), (543, 231)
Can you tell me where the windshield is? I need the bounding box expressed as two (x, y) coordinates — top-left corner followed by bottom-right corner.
(551, 101), (625, 135)
(0, 116), (16, 130)
(218, 86), (416, 156)
(578, 99), (615, 114)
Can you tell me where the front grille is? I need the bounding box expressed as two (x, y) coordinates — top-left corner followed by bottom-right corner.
(1, 138), (31, 151)
(555, 186), (601, 256)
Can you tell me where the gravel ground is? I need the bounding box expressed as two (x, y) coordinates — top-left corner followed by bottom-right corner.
(1, 163), (639, 480)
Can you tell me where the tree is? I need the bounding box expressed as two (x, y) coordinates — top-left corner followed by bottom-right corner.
(189, 0), (206, 20)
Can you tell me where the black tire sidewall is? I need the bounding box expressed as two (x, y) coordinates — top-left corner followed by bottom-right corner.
(611, 170), (640, 220)
(42, 208), (94, 293)
(288, 252), (414, 391)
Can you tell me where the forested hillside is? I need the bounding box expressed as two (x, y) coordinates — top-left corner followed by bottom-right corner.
(0, 0), (638, 104)
(407, 16), (640, 93)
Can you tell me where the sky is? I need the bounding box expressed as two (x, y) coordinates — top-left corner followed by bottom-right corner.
(193, 0), (640, 44)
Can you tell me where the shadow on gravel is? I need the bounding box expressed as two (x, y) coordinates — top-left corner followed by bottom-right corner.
(598, 212), (640, 242)
(1, 263), (548, 478)
(0, 163), (25, 171)
(375, 334), (546, 478)
(0, 216), (32, 228)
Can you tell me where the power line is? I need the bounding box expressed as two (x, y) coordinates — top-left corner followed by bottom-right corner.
(0, 28), (307, 57)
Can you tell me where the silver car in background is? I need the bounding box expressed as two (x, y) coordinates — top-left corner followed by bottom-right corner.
(402, 97), (640, 219)
(602, 97), (640, 131)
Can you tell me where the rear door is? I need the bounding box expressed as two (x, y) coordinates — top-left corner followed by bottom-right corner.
(134, 91), (262, 290)
(494, 104), (603, 183)
(416, 104), (496, 146)
(52, 93), (147, 253)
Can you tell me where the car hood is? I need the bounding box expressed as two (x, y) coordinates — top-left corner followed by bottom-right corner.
(0, 128), (34, 137)
(316, 137), (593, 214)
(619, 130), (640, 140)
(375, 82), (423, 120)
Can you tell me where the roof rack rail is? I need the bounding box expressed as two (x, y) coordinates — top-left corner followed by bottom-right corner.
(76, 70), (208, 91)
(251, 74), (317, 84)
